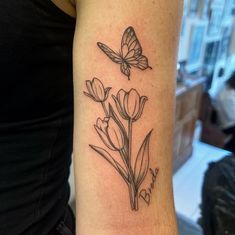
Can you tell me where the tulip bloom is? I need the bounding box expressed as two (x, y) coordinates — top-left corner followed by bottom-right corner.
(94, 117), (125, 151)
(84, 77), (111, 102)
(112, 89), (147, 121)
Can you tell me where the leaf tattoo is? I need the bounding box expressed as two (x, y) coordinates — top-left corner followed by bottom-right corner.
(134, 130), (153, 189)
(97, 26), (152, 80)
(84, 77), (158, 211)
(89, 145), (129, 184)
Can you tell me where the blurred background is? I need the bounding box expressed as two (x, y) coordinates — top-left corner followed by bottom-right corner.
(173, 0), (235, 234)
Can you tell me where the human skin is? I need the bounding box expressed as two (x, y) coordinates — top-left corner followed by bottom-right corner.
(52, 0), (183, 234)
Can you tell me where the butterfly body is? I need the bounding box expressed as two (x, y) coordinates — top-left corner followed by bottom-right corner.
(97, 26), (151, 80)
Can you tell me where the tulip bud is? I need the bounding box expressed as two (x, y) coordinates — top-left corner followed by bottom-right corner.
(112, 88), (147, 121)
(94, 117), (125, 151)
(107, 118), (125, 150)
(84, 77), (111, 102)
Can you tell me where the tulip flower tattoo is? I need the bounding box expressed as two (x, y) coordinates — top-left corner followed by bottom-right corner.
(84, 77), (111, 116)
(84, 77), (157, 211)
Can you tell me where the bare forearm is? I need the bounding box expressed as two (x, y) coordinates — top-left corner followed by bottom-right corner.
(73, 0), (183, 234)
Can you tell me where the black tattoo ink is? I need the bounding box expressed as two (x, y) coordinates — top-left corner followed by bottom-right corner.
(84, 77), (155, 211)
(84, 77), (111, 116)
(97, 26), (152, 80)
(82, 26), (158, 211)
(139, 168), (159, 206)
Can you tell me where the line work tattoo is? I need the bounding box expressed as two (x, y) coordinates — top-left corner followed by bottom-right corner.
(84, 77), (158, 211)
(97, 26), (152, 80)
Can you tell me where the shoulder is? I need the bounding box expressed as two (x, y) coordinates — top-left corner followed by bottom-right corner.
(51, 0), (76, 18)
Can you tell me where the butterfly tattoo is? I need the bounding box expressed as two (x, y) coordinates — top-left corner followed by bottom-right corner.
(97, 26), (152, 80)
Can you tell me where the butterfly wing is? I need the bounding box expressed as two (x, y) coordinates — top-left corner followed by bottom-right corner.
(121, 27), (151, 72)
(97, 27), (151, 80)
(97, 42), (122, 64)
(127, 55), (151, 70)
(121, 26), (142, 59)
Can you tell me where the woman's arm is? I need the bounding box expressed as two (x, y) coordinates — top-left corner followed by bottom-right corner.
(73, 0), (183, 234)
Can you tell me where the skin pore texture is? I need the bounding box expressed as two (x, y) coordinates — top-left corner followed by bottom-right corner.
(52, 0), (183, 234)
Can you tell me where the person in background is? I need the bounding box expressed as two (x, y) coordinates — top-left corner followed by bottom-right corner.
(200, 154), (235, 235)
(216, 72), (235, 153)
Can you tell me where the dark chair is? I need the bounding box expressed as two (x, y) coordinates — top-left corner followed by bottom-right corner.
(199, 92), (232, 148)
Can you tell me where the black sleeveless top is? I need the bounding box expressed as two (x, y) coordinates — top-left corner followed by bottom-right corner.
(0, 1), (76, 234)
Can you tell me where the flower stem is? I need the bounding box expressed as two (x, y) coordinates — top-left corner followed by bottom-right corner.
(128, 119), (133, 169)
(101, 101), (109, 117)
(120, 149), (135, 210)
(127, 119), (139, 211)
(120, 149), (130, 174)
(130, 183), (139, 211)
(128, 184), (134, 210)
(128, 119), (135, 180)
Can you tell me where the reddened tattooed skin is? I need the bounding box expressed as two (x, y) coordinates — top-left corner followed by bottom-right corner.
(84, 26), (158, 210)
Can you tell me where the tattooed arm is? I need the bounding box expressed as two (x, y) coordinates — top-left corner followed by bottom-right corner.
(73, 0), (183, 234)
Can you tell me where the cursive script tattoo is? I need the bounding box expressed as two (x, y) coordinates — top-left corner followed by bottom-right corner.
(84, 77), (155, 210)
(97, 26), (152, 80)
(139, 168), (159, 205)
